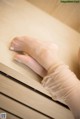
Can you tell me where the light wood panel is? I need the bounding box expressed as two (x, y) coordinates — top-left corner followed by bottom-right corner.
(27, 0), (80, 32)
(0, 109), (20, 119)
(0, 94), (50, 119)
(0, 0), (80, 105)
(0, 75), (74, 119)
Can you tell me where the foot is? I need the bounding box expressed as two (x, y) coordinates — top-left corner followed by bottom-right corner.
(10, 36), (59, 72)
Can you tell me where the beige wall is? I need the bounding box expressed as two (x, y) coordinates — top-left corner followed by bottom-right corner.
(27, 0), (80, 32)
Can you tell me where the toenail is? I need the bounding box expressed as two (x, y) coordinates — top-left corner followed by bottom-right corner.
(10, 47), (14, 51)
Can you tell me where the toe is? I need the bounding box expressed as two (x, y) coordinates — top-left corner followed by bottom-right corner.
(9, 36), (26, 52)
(14, 54), (47, 77)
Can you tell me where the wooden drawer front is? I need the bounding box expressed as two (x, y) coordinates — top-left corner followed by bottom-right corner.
(0, 109), (20, 119)
(0, 94), (50, 119)
(0, 74), (74, 119)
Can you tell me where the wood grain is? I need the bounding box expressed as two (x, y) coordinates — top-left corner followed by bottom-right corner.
(0, 94), (50, 119)
(0, 75), (74, 119)
(0, 0), (80, 103)
(0, 109), (20, 119)
(27, 0), (80, 32)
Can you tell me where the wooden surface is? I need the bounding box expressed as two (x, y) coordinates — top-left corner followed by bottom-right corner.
(0, 94), (50, 119)
(0, 0), (80, 116)
(0, 109), (20, 119)
(0, 74), (74, 119)
(27, 0), (80, 32)
(0, 0), (79, 118)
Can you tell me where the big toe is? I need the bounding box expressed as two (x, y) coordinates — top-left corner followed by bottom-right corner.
(9, 36), (26, 52)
